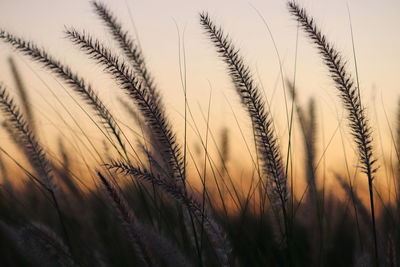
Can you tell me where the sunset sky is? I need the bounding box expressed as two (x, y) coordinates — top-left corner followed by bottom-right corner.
(0, 0), (399, 198)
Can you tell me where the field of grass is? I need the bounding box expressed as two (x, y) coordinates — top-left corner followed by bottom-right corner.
(0, 1), (399, 266)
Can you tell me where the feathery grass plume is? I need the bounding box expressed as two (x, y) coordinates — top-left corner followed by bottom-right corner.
(2, 120), (26, 151)
(99, 169), (192, 267)
(1, 118), (48, 202)
(91, 1), (157, 97)
(354, 251), (372, 267)
(335, 175), (370, 225)
(0, 84), (74, 256)
(57, 138), (82, 199)
(118, 97), (143, 128)
(91, 1), (185, 197)
(199, 12), (289, 236)
(96, 170), (192, 267)
(306, 98), (317, 191)
(92, 250), (108, 267)
(0, 30), (127, 156)
(13, 223), (77, 267)
(59, 24), (203, 260)
(287, 81), (317, 198)
(65, 28), (185, 186)
(385, 234), (397, 267)
(306, 100), (316, 166)
(286, 2), (377, 178)
(97, 171), (156, 267)
(287, 81), (323, 264)
(0, 83), (54, 192)
(91, 0), (170, 175)
(138, 223), (193, 267)
(107, 162), (232, 267)
(19, 223), (77, 267)
(0, 146), (13, 196)
(287, 2), (379, 264)
(8, 57), (36, 134)
(118, 97), (166, 175)
(219, 127), (230, 179)
(216, 127), (230, 205)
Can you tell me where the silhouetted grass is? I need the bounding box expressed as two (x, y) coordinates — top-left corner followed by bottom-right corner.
(0, 1), (397, 267)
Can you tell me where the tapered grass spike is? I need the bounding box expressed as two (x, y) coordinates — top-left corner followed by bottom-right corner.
(65, 27), (186, 187)
(199, 13), (290, 256)
(0, 29), (127, 156)
(8, 57), (35, 134)
(287, 1), (379, 265)
(0, 83), (54, 191)
(91, 1), (157, 97)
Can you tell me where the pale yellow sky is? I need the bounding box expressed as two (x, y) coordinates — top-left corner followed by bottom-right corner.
(0, 0), (399, 200)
